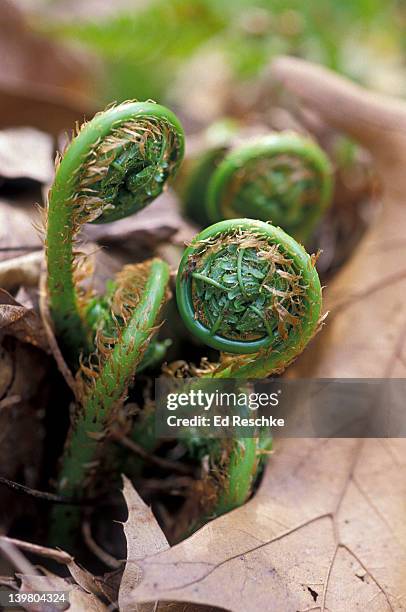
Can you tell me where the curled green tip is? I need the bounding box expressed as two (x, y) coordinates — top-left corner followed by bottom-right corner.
(51, 101), (184, 226)
(88, 103), (184, 224)
(46, 101), (184, 364)
(176, 218), (322, 362)
(207, 132), (333, 242)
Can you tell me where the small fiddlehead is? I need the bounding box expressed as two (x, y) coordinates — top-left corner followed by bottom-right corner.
(58, 258), (170, 499)
(51, 258), (170, 546)
(46, 101), (184, 365)
(180, 129), (332, 243)
(176, 218), (323, 521)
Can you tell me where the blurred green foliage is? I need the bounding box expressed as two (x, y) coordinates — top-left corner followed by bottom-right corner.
(47, 0), (405, 103)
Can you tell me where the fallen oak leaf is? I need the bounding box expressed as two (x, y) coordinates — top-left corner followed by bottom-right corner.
(130, 60), (406, 612)
(0, 536), (111, 611)
(118, 478), (215, 612)
(0, 538), (77, 612)
(18, 574), (108, 612)
(132, 438), (406, 612)
(67, 589), (109, 612)
(14, 537), (121, 606)
(119, 475), (169, 612)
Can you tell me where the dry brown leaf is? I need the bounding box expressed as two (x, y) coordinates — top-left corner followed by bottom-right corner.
(132, 439), (406, 611)
(0, 289), (48, 351)
(0, 128), (54, 183)
(68, 588), (109, 612)
(1, 537), (110, 611)
(19, 574), (108, 612)
(0, 200), (42, 265)
(68, 558), (116, 604)
(119, 478), (214, 612)
(119, 475), (169, 612)
(129, 59), (406, 612)
(0, 252), (43, 290)
(0, 0), (96, 134)
(84, 190), (197, 254)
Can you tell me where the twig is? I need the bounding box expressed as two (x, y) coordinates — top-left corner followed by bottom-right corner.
(0, 246), (42, 252)
(117, 435), (195, 476)
(137, 476), (194, 493)
(82, 521), (122, 570)
(0, 538), (39, 577)
(0, 476), (89, 506)
(0, 536), (72, 565)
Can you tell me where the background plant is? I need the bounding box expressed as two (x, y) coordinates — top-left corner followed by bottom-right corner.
(178, 126), (333, 242)
(41, 0), (406, 104)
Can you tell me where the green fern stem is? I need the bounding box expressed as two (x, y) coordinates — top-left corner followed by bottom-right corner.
(50, 259), (170, 547)
(58, 258), (170, 497)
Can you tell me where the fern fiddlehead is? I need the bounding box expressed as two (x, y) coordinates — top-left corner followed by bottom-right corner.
(46, 101), (184, 366)
(177, 218), (322, 364)
(180, 128), (332, 243)
(176, 218), (322, 520)
(45, 102), (184, 545)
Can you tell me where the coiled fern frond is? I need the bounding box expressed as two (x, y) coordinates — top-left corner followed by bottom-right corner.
(46, 101), (184, 365)
(177, 218), (322, 365)
(179, 127), (332, 243)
